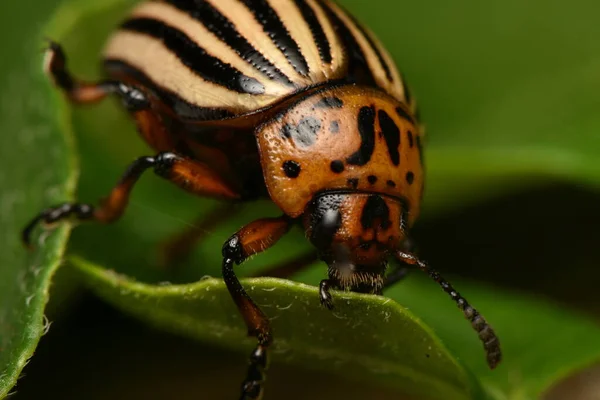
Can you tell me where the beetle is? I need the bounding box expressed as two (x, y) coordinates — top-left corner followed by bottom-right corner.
(22, 0), (501, 398)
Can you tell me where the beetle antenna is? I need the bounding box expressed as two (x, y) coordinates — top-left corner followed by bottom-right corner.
(395, 251), (501, 369)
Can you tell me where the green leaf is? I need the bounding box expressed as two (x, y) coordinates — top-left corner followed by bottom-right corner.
(387, 278), (600, 399)
(69, 256), (485, 400)
(69, 256), (600, 400)
(0, 0), (77, 397)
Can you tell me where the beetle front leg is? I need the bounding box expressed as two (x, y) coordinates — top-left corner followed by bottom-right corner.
(23, 153), (240, 248)
(221, 216), (292, 400)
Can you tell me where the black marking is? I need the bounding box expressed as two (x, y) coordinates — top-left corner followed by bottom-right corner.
(121, 18), (265, 94)
(347, 106), (376, 166)
(367, 175), (378, 185)
(401, 76), (412, 104)
(395, 106), (415, 124)
(386, 180), (396, 188)
(315, 96), (344, 109)
(283, 160), (301, 178)
(309, 193), (344, 249)
(330, 120), (340, 133)
(293, 0), (332, 64)
(416, 135), (424, 165)
(347, 178), (359, 189)
(330, 160), (345, 173)
(347, 12), (394, 82)
(320, 1), (377, 86)
(361, 195), (391, 230)
(282, 117), (321, 147)
(166, 0), (294, 87)
(240, 0), (310, 76)
(407, 130), (414, 148)
(406, 171), (415, 185)
(104, 59), (234, 120)
(378, 110), (401, 166)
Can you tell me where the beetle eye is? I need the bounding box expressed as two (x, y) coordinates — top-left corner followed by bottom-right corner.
(308, 194), (345, 250)
(310, 208), (342, 250)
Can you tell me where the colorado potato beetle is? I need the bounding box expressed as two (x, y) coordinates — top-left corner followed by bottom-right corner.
(23, 0), (501, 398)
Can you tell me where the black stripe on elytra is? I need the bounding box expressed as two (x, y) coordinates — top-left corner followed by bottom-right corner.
(347, 105), (376, 166)
(360, 195), (391, 230)
(120, 18), (265, 95)
(104, 59), (235, 121)
(395, 106), (415, 124)
(346, 12), (393, 82)
(293, 0), (332, 64)
(165, 0), (295, 87)
(239, 0), (310, 76)
(320, 1), (377, 86)
(315, 96), (344, 109)
(378, 110), (400, 166)
(401, 76), (412, 104)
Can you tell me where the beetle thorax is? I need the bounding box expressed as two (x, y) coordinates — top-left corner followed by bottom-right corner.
(256, 83), (423, 225)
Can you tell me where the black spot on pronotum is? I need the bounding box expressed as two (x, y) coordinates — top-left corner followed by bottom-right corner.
(406, 171), (414, 185)
(347, 106), (376, 166)
(367, 175), (378, 185)
(360, 195), (391, 230)
(315, 96), (344, 109)
(395, 106), (415, 124)
(347, 178), (359, 189)
(330, 160), (345, 173)
(281, 117), (321, 147)
(282, 160), (301, 178)
(330, 120), (340, 133)
(378, 110), (401, 166)
(386, 180), (396, 188)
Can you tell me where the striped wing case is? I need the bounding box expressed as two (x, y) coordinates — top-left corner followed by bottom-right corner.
(103, 0), (410, 120)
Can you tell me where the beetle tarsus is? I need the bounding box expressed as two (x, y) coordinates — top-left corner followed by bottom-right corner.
(319, 279), (334, 310)
(22, 203), (94, 248)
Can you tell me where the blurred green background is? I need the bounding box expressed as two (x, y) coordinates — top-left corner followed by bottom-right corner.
(1, 0), (600, 399)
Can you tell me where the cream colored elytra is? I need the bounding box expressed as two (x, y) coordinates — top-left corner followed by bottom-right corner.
(102, 0), (410, 117)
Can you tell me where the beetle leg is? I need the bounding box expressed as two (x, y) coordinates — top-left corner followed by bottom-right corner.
(158, 203), (242, 268)
(22, 152), (240, 248)
(383, 236), (416, 287)
(319, 279), (334, 310)
(221, 216), (292, 400)
(395, 251), (502, 369)
(44, 40), (148, 110)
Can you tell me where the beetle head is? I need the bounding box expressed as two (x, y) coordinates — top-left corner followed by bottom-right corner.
(303, 191), (408, 293)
